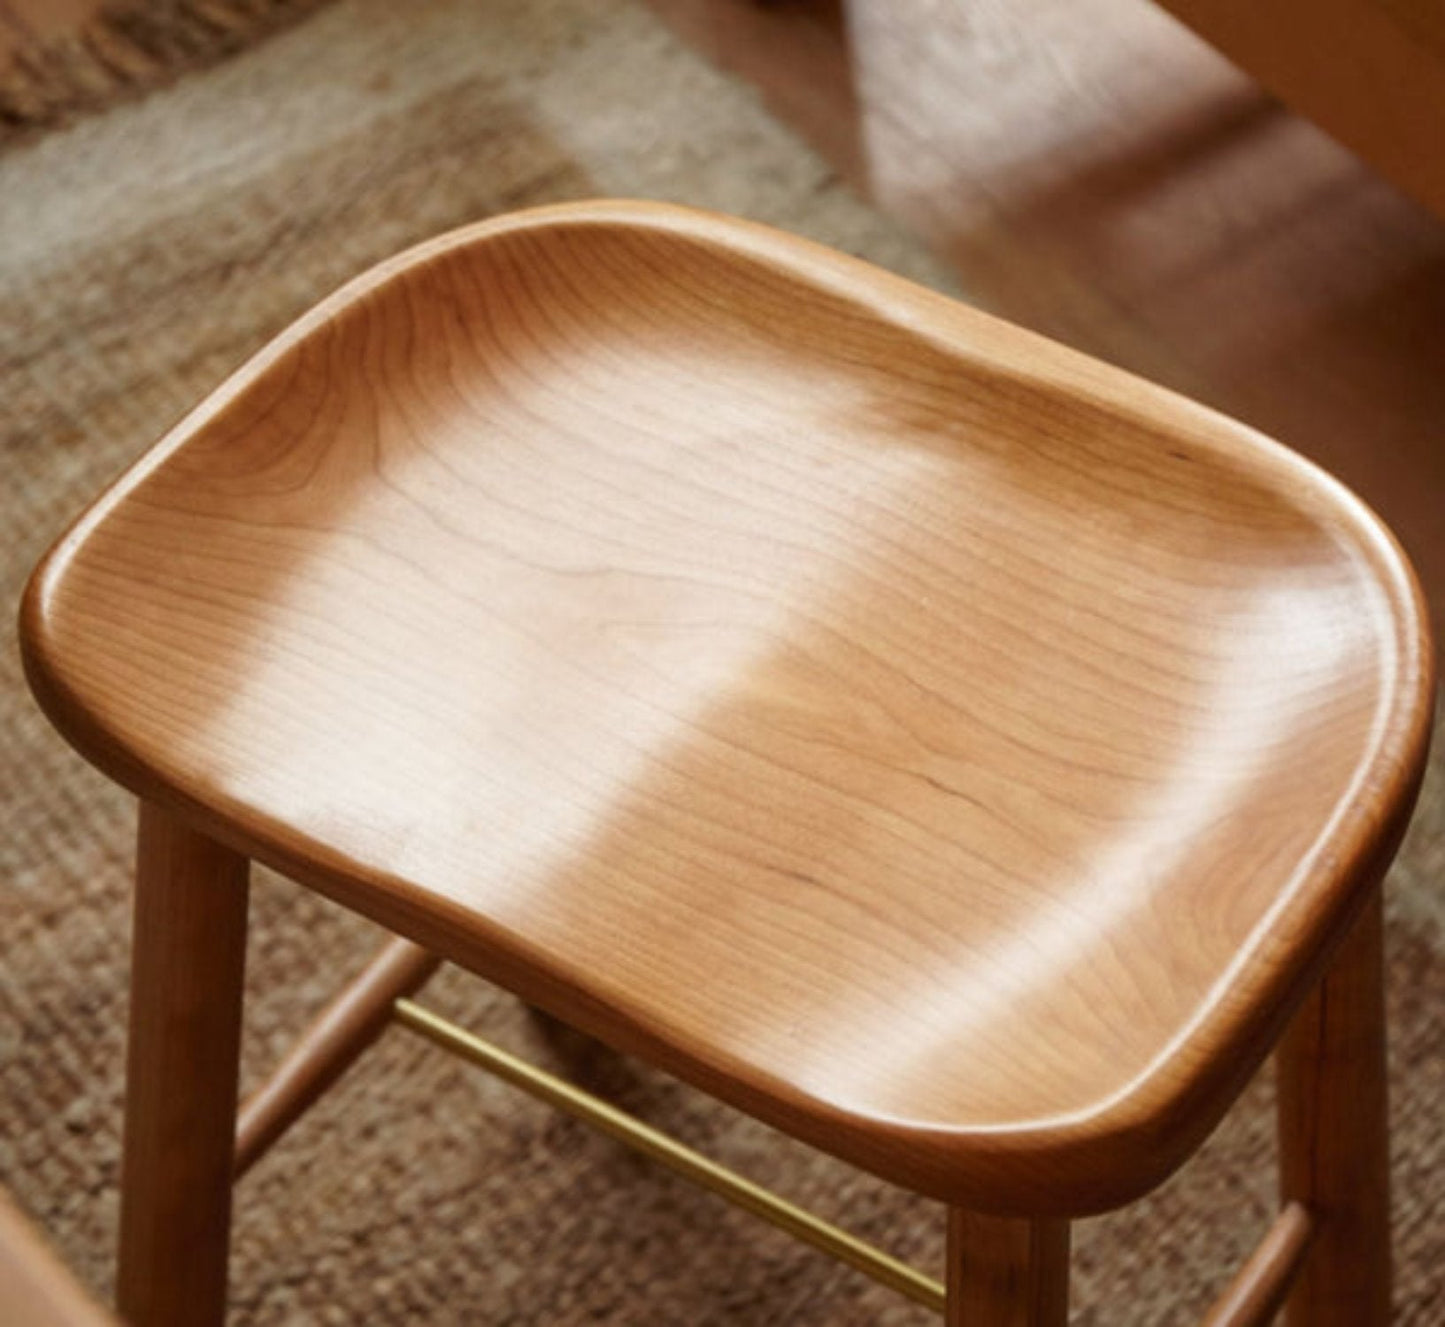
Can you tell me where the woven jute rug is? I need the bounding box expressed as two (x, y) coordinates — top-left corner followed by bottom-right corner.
(1, 1), (1441, 1322)
(0, 0), (334, 143)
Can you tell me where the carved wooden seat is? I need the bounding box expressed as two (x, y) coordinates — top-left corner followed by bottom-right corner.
(21, 201), (1433, 1324)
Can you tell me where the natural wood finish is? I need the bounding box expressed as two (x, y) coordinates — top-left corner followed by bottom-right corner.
(21, 202), (1434, 1217)
(0, 1191), (115, 1327)
(117, 802), (249, 1327)
(1152, 0), (1445, 222)
(235, 937), (440, 1178)
(644, 0), (1445, 650)
(1277, 891), (1392, 1325)
(946, 1208), (1068, 1326)
(1199, 1201), (1313, 1327)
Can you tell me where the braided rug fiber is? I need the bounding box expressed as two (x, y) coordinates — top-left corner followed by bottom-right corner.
(1, 1), (1441, 1322)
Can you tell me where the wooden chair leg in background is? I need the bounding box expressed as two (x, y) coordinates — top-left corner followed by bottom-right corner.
(946, 1208), (1069, 1326)
(1277, 890), (1391, 1326)
(117, 802), (250, 1327)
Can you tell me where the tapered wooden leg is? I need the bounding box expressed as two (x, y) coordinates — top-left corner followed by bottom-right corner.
(1277, 890), (1391, 1326)
(946, 1208), (1069, 1326)
(117, 802), (250, 1327)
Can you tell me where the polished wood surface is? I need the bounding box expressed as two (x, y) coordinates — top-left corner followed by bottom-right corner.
(1200, 1201), (1313, 1327)
(1154, 0), (1445, 221)
(235, 937), (439, 1178)
(21, 201), (1434, 1215)
(645, 0), (1445, 650)
(946, 1209), (1068, 1326)
(116, 803), (249, 1327)
(0, 1191), (114, 1327)
(1277, 891), (1392, 1325)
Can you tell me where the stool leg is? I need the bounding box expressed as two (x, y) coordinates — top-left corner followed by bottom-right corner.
(946, 1208), (1069, 1326)
(1277, 890), (1391, 1326)
(117, 802), (250, 1327)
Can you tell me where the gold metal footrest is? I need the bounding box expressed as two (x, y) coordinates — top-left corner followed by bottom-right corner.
(392, 998), (946, 1314)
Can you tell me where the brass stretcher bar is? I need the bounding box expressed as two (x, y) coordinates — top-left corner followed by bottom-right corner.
(391, 997), (948, 1314)
(233, 939), (1316, 1325)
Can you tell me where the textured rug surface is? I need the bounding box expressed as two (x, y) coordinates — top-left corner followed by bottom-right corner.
(1, 1), (1441, 1322)
(0, 0), (334, 144)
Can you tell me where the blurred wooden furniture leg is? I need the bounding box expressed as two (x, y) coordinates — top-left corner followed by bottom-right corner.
(116, 803), (249, 1327)
(0, 1190), (117, 1327)
(1277, 890), (1392, 1326)
(946, 1210), (1069, 1326)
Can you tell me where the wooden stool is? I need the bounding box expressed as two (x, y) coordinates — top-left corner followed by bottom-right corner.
(20, 202), (1433, 1325)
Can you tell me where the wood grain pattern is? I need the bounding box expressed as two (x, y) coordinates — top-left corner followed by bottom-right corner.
(1153, 0), (1445, 221)
(946, 1208), (1068, 1326)
(20, 201), (1434, 1216)
(117, 803), (249, 1327)
(644, 0), (1445, 651)
(1277, 890), (1392, 1325)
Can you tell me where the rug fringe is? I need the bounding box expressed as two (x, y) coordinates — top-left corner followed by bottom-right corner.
(0, 0), (335, 145)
